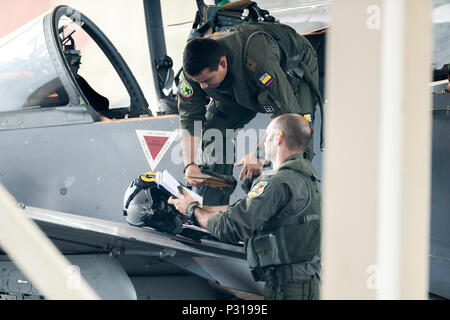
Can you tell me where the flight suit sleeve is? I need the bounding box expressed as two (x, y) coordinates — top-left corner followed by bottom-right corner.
(207, 178), (291, 244)
(177, 71), (209, 136)
(247, 34), (303, 116)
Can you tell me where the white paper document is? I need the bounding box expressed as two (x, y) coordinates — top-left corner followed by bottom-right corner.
(156, 170), (203, 206)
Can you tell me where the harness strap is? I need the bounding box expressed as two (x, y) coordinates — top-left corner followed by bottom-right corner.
(270, 214), (320, 229)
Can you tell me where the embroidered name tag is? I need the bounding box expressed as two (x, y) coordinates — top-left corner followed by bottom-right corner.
(264, 105), (275, 113)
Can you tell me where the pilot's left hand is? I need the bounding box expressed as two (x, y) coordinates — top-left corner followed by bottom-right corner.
(168, 192), (195, 216)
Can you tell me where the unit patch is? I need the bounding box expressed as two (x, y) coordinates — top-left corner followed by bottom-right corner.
(177, 80), (194, 98)
(248, 181), (269, 198)
(258, 72), (275, 87)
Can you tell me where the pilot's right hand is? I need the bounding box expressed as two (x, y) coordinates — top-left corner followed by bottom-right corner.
(235, 152), (264, 181)
(184, 164), (206, 187)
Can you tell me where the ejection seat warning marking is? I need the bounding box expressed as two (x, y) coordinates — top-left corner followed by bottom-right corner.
(145, 136), (169, 159)
(136, 130), (177, 171)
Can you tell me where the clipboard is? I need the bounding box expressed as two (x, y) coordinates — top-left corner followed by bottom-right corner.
(185, 173), (233, 188)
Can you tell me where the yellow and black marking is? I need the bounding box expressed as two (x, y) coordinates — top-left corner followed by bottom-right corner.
(140, 172), (156, 182)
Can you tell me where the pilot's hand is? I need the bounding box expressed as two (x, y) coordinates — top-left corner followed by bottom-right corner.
(168, 192), (194, 216)
(184, 164), (206, 187)
(235, 152), (265, 181)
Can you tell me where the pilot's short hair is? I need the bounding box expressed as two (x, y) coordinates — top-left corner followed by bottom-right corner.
(183, 38), (226, 77)
(273, 114), (313, 151)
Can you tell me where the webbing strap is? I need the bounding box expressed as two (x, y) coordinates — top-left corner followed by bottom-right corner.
(270, 214), (320, 229)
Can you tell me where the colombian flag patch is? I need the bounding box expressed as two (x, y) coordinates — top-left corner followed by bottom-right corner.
(259, 73), (275, 87)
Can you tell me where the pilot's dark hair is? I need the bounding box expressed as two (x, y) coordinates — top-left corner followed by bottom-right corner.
(183, 38), (226, 77)
(273, 114), (312, 152)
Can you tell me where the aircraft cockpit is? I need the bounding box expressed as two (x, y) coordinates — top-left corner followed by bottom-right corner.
(0, 5), (150, 131)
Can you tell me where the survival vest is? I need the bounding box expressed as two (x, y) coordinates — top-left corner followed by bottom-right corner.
(246, 158), (321, 274)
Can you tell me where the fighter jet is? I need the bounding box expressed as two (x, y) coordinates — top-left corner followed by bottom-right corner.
(0, 1), (285, 300)
(0, 0), (447, 300)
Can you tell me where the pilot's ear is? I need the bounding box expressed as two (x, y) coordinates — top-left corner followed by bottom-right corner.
(219, 56), (227, 69)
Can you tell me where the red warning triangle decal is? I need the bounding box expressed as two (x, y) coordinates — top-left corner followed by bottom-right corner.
(136, 130), (177, 170)
(144, 136), (169, 160)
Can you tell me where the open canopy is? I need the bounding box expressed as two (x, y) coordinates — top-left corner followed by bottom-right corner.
(0, 6), (149, 120)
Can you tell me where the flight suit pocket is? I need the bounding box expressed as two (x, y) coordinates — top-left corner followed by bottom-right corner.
(249, 229), (290, 268)
(253, 232), (282, 267)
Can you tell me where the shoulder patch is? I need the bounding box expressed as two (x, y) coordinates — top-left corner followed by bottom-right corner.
(303, 113), (312, 123)
(248, 180), (269, 198)
(177, 80), (194, 98)
(258, 72), (275, 87)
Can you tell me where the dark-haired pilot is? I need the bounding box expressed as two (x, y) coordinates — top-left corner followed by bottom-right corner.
(177, 22), (320, 206)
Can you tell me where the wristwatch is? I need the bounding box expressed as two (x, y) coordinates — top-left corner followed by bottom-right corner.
(183, 162), (196, 173)
(186, 201), (201, 220)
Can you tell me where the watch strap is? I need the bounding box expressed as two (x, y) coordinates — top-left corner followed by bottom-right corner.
(186, 201), (200, 219)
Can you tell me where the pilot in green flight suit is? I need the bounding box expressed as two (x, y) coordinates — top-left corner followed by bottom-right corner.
(169, 114), (321, 300)
(177, 21), (321, 206)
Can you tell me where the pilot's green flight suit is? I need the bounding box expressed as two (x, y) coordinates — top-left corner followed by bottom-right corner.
(177, 22), (320, 205)
(207, 154), (322, 300)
